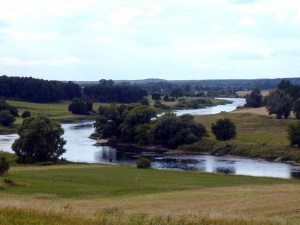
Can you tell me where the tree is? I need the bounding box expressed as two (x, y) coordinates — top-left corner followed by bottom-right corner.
(170, 88), (184, 99)
(211, 118), (236, 141)
(151, 93), (161, 101)
(287, 122), (300, 147)
(148, 112), (208, 148)
(0, 156), (10, 175)
(21, 111), (31, 118)
(293, 98), (300, 119)
(68, 97), (93, 115)
(278, 80), (292, 92)
(12, 116), (66, 163)
(266, 89), (293, 119)
(0, 99), (19, 117)
(94, 104), (129, 139)
(0, 110), (16, 126)
(120, 106), (156, 142)
(244, 87), (263, 108)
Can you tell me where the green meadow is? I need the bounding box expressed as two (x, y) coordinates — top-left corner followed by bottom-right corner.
(0, 163), (300, 224)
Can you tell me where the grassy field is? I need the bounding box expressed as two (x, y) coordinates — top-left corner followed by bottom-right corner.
(178, 112), (300, 163)
(0, 163), (300, 224)
(0, 100), (104, 133)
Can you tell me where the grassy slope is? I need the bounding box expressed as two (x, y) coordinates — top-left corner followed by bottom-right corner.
(179, 112), (300, 163)
(0, 164), (300, 224)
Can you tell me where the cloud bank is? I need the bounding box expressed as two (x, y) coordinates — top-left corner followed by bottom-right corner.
(0, 0), (299, 80)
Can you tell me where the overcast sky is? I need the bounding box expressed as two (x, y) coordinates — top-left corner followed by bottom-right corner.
(0, 0), (300, 81)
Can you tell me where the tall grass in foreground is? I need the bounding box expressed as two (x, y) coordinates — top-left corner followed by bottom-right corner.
(0, 207), (288, 225)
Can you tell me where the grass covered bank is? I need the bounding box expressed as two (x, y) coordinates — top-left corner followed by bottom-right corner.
(179, 112), (300, 163)
(0, 163), (300, 224)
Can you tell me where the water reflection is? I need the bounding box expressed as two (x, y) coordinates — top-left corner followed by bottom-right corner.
(93, 146), (300, 179)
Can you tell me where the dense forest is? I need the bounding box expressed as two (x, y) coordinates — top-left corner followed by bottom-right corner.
(0, 75), (81, 102)
(83, 80), (148, 103)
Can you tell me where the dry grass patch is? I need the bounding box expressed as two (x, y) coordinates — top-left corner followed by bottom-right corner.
(236, 90), (270, 97)
(232, 107), (270, 116)
(0, 184), (300, 224)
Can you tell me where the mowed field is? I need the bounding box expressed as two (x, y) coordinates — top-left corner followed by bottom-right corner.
(0, 164), (300, 225)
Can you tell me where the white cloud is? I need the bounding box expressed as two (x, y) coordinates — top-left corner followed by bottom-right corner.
(3, 30), (59, 42)
(0, 57), (44, 66)
(48, 57), (82, 66)
(275, 13), (287, 20)
(88, 22), (105, 30)
(108, 6), (142, 25)
(145, 4), (163, 17)
(238, 16), (257, 26)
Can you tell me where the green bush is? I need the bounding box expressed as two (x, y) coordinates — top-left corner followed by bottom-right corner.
(287, 122), (300, 147)
(136, 157), (151, 169)
(0, 156), (10, 175)
(21, 111), (31, 118)
(211, 118), (236, 141)
(0, 110), (16, 126)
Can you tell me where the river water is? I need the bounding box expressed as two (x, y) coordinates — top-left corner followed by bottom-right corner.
(1, 98), (300, 179)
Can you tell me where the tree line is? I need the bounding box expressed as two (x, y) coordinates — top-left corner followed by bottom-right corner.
(0, 75), (81, 102)
(83, 80), (147, 103)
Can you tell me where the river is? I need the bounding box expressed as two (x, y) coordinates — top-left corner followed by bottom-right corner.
(1, 98), (300, 179)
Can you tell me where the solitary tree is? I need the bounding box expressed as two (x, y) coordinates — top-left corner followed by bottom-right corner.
(266, 89), (293, 119)
(244, 87), (263, 108)
(12, 115), (66, 163)
(211, 118), (236, 141)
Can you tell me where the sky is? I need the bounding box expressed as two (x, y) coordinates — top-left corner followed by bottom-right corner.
(0, 0), (300, 81)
